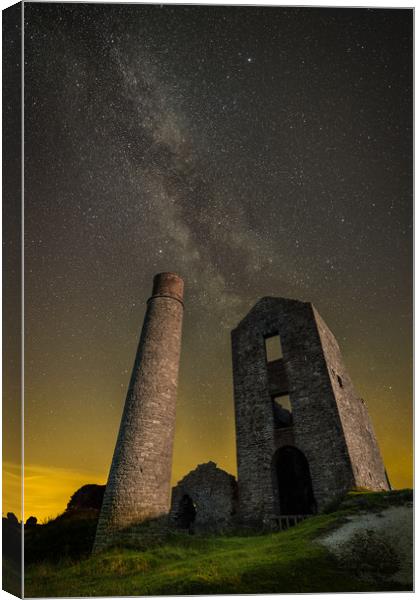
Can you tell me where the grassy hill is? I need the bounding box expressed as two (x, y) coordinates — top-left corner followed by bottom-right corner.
(25, 489), (412, 597)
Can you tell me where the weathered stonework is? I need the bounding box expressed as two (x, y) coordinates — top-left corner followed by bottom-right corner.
(169, 462), (238, 532)
(231, 297), (389, 526)
(93, 273), (184, 552)
(94, 283), (390, 548)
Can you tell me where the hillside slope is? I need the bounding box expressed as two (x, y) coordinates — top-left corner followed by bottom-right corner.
(25, 490), (412, 596)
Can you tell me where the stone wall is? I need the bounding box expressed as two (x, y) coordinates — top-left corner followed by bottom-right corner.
(169, 462), (238, 532)
(313, 308), (389, 491)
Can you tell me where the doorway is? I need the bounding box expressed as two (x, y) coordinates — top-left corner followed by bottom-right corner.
(273, 446), (316, 515)
(176, 494), (197, 529)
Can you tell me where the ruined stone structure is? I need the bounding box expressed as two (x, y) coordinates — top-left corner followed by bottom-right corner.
(93, 273), (184, 552)
(93, 279), (389, 546)
(169, 462), (238, 532)
(231, 297), (389, 527)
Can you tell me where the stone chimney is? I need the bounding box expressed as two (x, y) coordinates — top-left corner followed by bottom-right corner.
(93, 273), (184, 552)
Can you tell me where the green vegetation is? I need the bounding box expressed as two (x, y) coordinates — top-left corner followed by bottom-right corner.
(25, 510), (99, 564)
(25, 490), (412, 597)
(3, 558), (22, 597)
(336, 528), (400, 580)
(3, 515), (22, 596)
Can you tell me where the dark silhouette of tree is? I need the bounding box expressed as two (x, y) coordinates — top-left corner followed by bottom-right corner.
(25, 516), (38, 528)
(6, 512), (19, 525)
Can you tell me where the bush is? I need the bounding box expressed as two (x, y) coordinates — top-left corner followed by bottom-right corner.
(337, 528), (400, 580)
(25, 513), (98, 564)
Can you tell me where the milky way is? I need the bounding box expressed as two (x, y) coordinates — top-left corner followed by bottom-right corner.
(14, 4), (412, 518)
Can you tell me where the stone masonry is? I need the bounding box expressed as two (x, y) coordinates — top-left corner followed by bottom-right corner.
(231, 297), (389, 526)
(169, 462), (238, 532)
(93, 273), (184, 552)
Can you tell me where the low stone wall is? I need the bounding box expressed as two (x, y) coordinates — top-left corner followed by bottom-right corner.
(169, 462), (238, 532)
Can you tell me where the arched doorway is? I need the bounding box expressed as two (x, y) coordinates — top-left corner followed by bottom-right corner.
(176, 494), (196, 529)
(273, 446), (316, 515)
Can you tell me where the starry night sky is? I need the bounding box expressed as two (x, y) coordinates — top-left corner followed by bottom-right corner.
(9, 4), (413, 519)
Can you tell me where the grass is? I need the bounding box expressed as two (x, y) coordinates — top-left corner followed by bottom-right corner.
(24, 490), (412, 597)
(25, 510), (98, 565)
(3, 558), (22, 598)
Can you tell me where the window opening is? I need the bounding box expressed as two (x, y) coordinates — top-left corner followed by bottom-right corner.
(272, 394), (292, 428)
(337, 375), (343, 388)
(265, 333), (283, 362)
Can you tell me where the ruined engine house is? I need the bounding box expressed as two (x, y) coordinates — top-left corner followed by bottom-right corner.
(231, 297), (389, 527)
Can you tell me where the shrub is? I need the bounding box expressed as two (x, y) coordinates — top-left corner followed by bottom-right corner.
(337, 528), (400, 580)
(25, 513), (98, 564)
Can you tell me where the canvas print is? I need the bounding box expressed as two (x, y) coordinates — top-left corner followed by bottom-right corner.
(2, 2), (413, 597)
